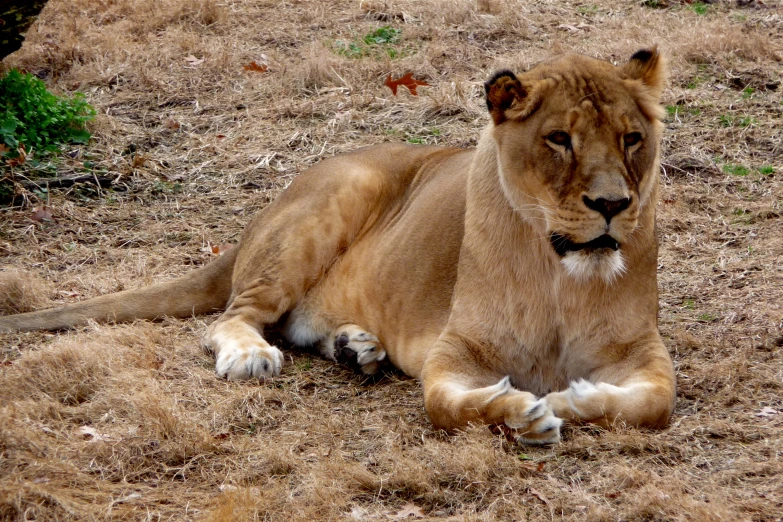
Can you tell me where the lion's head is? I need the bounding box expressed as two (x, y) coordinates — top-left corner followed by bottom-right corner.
(485, 49), (666, 282)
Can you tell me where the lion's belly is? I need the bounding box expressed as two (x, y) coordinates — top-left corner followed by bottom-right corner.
(289, 155), (469, 378)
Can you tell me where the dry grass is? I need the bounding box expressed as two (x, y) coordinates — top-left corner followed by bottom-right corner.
(1, 0), (782, 520)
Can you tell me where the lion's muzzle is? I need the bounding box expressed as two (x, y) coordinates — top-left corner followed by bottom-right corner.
(549, 233), (620, 257)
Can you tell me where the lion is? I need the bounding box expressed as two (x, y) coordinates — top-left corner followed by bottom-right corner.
(0, 48), (676, 444)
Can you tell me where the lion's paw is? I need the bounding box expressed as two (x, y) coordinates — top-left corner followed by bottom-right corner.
(326, 324), (386, 375)
(208, 318), (284, 381)
(505, 392), (562, 445)
(215, 341), (284, 381)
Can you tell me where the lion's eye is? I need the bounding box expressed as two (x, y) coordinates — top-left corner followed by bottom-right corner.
(624, 132), (642, 148)
(547, 131), (571, 149)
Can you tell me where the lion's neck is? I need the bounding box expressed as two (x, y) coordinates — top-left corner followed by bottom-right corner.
(451, 128), (659, 344)
(462, 127), (558, 279)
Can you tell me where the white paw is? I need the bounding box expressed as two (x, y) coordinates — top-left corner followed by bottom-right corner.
(215, 341), (284, 380)
(507, 396), (562, 446)
(328, 325), (386, 375)
(209, 318), (284, 381)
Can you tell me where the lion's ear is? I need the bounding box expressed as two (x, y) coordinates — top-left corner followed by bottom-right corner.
(624, 47), (667, 100)
(484, 70), (526, 125)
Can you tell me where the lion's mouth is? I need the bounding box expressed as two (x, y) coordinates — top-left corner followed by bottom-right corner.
(549, 233), (620, 257)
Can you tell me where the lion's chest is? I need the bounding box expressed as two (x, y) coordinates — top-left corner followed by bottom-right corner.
(490, 289), (612, 395)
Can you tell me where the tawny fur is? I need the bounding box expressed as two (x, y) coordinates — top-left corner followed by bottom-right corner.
(0, 50), (676, 444)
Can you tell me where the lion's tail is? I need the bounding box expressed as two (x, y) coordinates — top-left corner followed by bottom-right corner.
(0, 247), (237, 332)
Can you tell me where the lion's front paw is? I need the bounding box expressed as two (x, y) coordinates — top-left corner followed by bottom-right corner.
(503, 391), (562, 445)
(326, 324), (386, 375)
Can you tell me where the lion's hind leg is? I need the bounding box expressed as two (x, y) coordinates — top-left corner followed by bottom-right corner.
(323, 324), (387, 375)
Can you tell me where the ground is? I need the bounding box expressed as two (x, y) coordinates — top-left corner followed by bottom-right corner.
(0, 0), (781, 520)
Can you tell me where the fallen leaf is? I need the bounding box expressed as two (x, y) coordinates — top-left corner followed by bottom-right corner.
(77, 426), (112, 442)
(392, 502), (425, 519)
(113, 492), (142, 503)
(210, 243), (234, 255)
(243, 61), (268, 72)
(528, 487), (551, 506)
(0, 143), (9, 155)
(184, 54), (205, 66)
(164, 118), (181, 130)
(756, 407), (780, 417)
(6, 144), (28, 167)
(30, 206), (54, 223)
(384, 72), (429, 96)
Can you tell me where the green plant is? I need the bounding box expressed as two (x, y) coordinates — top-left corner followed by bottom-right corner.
(742, 87), (755, 99)
(686, 75), (706, 90)
(405, 127), (442, 145)
(691, 2), (709, 15)
(718, 114), (733, 127)
(335, 26), (404, 59)
(152, 180), (183, 194)
(0, 69), (95, 158)
(723, 163), (750, 176)
(363, 26), (401, 46)
(758, 165), (775, 175)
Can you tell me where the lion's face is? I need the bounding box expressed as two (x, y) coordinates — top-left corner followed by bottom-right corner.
(485, 51), (666, 282)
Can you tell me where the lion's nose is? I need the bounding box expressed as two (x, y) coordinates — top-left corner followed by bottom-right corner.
(583, 195), (631, 222)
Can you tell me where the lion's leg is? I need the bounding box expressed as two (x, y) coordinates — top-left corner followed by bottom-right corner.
(203, 159), (395, 380)
(321, 324), (387, 375)
(421, 337), (562, 445)
(545, 338), (675, 428)
(207, 315), (285, 381)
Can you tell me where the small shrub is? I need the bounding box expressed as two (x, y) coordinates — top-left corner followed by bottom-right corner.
(0, 69), (95, 158)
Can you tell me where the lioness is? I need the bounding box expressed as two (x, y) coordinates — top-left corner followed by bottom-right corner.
(0, 49), (675, 444)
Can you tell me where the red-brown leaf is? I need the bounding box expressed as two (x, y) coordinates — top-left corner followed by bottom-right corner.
(391, 502), (425, 519)
(243, 61), (268, 73)
(6, 144), (28, 167)
(384, 73), (429, 96)
(30, 206), (54, 223)
(210, 243), (234, 255)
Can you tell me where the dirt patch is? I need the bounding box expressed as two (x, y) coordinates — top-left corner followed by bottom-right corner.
(1, 0), (782, 520)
